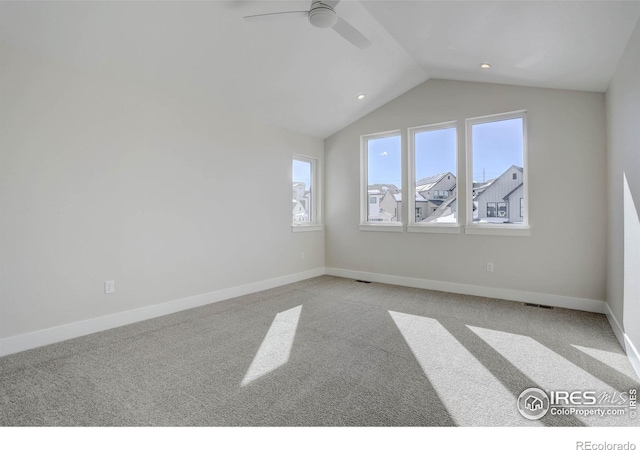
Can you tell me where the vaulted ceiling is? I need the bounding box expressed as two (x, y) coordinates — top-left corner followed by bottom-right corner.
(2, 1), (639, 138)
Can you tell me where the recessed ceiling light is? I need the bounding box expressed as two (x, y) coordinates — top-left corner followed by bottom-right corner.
(480, 63), (491, 69)
(357, 94), (365, 100)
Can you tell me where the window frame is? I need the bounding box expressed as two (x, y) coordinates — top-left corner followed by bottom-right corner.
(407, 121), (461, 234)
(360, 130), (404, 232)
(465, 110), (530, 237)
(291, 154), (323, 232)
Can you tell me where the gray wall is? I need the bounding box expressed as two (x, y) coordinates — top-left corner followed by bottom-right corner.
(606, 19), (640, 353)
(0, 38), (324, 339)
(325, 79), (606, 301)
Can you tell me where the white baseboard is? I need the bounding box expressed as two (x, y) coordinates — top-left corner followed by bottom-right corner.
(0, 268), (325, 358)
(6, 266), (636, 379)
(625, 336), (640, 380)
(325, 267), (606, 313)
(604, 303), (640, 379)
(604, 303), (626, 348)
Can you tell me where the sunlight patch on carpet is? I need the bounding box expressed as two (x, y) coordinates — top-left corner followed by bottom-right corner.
(241, 305), (302, 386)
(572, 344), (634, 376)
(389, 310), (524, 426)
(469, 325), (622, 426)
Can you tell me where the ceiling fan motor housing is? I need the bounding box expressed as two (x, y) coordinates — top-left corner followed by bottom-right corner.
(308, 3), (337, 28)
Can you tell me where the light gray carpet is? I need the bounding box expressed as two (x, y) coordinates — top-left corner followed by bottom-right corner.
(1, 275), (638, 426)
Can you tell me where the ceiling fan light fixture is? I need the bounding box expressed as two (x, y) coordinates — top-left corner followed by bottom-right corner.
(244, 0), (371, 49)
(308, 8), (337, 28)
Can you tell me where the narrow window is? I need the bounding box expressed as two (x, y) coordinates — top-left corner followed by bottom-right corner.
(467, 112), (527, 227)
(292, 155), (322, 230)
(292, 159), (312, 224)
(409, 122), (457, 226)
(361, 132), (402, 226)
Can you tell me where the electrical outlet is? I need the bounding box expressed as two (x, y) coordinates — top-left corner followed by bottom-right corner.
(300, 252), (305, 260)
(105, 280), (115, 294)
(486, 262), (494, 272)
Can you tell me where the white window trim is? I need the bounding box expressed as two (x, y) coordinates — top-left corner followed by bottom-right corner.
(464, 110), (530, 237)
(407, 224), (462, 234)
(291, 154), (324, 232)
(359, 223), (405, 232)
(360, 130), (403, 232)
(464, 225), (531, 237)
(407, 121), (462, 234)
(292, 225), (324, 233)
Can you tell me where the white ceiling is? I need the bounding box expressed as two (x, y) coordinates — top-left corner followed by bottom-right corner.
(1, 1), (639, 138)
(362, 1), (640, 93)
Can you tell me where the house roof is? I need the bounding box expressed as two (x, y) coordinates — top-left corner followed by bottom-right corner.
(416, 173), (447, 186)
(503, 183), (524, 201)
(368, 184), (400, 195)
(416, 172), (455, 192)
(475, 165), (523, 200)
(473, 181), (494, 190)
(292, 198), (307, 211)
(392, 192), (431, 203)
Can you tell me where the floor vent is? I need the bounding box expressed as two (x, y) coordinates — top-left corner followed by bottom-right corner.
(525, 302), (554, 310)
(355, 280), (372, 284)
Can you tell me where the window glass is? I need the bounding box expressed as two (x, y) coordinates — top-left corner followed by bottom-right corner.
(292, 159), (312, 223)
(365, 135), (401, 223)
(470, 115), (525, 225)
(413, 126), (457, 224)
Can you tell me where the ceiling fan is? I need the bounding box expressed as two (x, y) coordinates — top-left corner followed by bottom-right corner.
(244, 0), (371, 49)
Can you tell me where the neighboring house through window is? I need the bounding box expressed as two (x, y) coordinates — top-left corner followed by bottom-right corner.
(292, 154), (322, 231)
(358, 111), (528, 236)
(360, 131), (402, 228)
(408, 122), (458, 229)
(467, 111), (528, 228)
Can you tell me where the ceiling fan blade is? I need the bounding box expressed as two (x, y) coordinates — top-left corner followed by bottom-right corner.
(332, 16), (371, 49)
(318, 0), (340, 8)
(244, 11), (308, 21)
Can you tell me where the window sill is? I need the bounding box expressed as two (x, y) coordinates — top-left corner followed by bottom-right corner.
(359, 223), (404, 232)
(464, 225), (531, 236)
(291, 224), (324, 233)
(407, 224), (462, 234)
